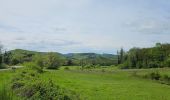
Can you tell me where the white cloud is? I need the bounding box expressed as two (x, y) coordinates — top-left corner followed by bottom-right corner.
(126, 18), (170, 34)
(0, 0), (170, 53)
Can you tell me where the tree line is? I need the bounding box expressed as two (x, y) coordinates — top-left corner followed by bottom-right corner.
(118, 43), (170, 69)
(1, 43), (170, 69)
(0, 47), (117, 69)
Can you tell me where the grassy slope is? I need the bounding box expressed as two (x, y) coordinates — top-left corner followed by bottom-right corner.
(41, 68), (170, 100)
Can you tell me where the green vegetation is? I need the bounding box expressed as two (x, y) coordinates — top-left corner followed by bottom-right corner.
(65, 53), (117, 66)
(40, 67), (170, 100)
(118, 43), (170, 69)
(1, 66), (170, 100)
(0, 71), (19, 100)
(132, 68), (170, 85)
(11, 68), (80, 100)
(1, 43), (170, 99)
(7, 49), (117, 67)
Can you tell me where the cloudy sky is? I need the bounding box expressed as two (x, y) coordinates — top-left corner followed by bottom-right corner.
(0, 0), (170, 54)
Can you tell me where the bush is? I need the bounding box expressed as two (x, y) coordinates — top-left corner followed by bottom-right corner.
(149, 72), (161, 80)
(11, 69), (80, 100)
(64, 66), (70, 70)
(23, 62), (43, 73)
(95, 64), (101, 68)
(85, 64), (92, 69)
(118, 63), (129, 69)
(161, 75), (170, 84)
(19, 80), (79, 100)
(143, 72), (161, 80)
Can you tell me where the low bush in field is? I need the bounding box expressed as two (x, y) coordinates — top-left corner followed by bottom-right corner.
(134, 71), (170, 85)
(23, 62), (43, 73)
(64, 66), (70, 70)
(160, 75), (170, 85)
(11, 68), (80, 100)
(145, 72), (161, 80)
(81, 64), (102, 70)
(118, 63), (129, 69)
(95, 64), (101, 68)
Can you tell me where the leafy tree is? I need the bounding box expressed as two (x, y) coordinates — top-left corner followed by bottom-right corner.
(3, 51), (11, 65)
(44, 52), (63, 69)
(33, 54), (45, 70)
(117, 48), (125, 64)
(66, 59), (73, 66)
(120, 43), (170, 69)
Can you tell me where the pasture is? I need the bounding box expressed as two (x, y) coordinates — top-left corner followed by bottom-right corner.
(1, 67), (170, 100)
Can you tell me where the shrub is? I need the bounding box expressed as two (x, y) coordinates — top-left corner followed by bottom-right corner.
(161, 75), (170, 84)
(23, 62), (43, 73)
(95, 64), (101, 68)
(11, 68), (80, 100)
(64, 66), (70, 70)
(149, 72), (161, 80)
(85, 64), (92, 69)
(118, 63), (129, 69)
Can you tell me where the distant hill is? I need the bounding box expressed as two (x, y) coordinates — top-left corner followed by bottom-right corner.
(8, 49), (117, 65)
(64, 53), (117, 65)
(64, 53), (117, 60)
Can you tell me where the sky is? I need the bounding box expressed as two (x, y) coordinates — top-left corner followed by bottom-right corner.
(0, 0), (170, 54)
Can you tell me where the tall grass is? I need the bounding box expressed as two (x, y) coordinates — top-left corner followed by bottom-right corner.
(0, 83), (14, 100)
(0, 71), (19, 100)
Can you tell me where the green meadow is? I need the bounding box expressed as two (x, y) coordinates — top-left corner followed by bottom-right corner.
(1, 67), (170, 100)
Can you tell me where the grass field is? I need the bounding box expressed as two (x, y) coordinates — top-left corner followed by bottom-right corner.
(1, 67), (170, 100)
(42, 67), (170, 100)
(0, 70), (19, 100)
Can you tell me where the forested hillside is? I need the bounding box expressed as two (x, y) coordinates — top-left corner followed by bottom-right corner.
(119, 43), (170, 69)
(1, 43), (170, 69)
(64, 53), (117, 66)
(3, 49), (117, 67)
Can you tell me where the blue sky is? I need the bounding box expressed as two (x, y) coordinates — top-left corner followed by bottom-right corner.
(0, 0), (170, 54)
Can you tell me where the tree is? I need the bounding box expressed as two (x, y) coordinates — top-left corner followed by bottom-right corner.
(117, 48), (124, 64)
(120, 48), (124, 64)
(44, 52), (63, 69)
(120, 43), (170, 69)
(33, 54), (45, 70)
(3, 51), (11, 65)
(117, 50), (120, 64)
(66, 59), (73, 66)
(0, 45), (3, 68)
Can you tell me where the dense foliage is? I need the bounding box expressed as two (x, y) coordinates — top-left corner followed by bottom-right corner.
(65, 53), (117, 66)
(11, 67), (80, 100)
(119, 43), (170, 69)
(4, 49), (117, 67)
